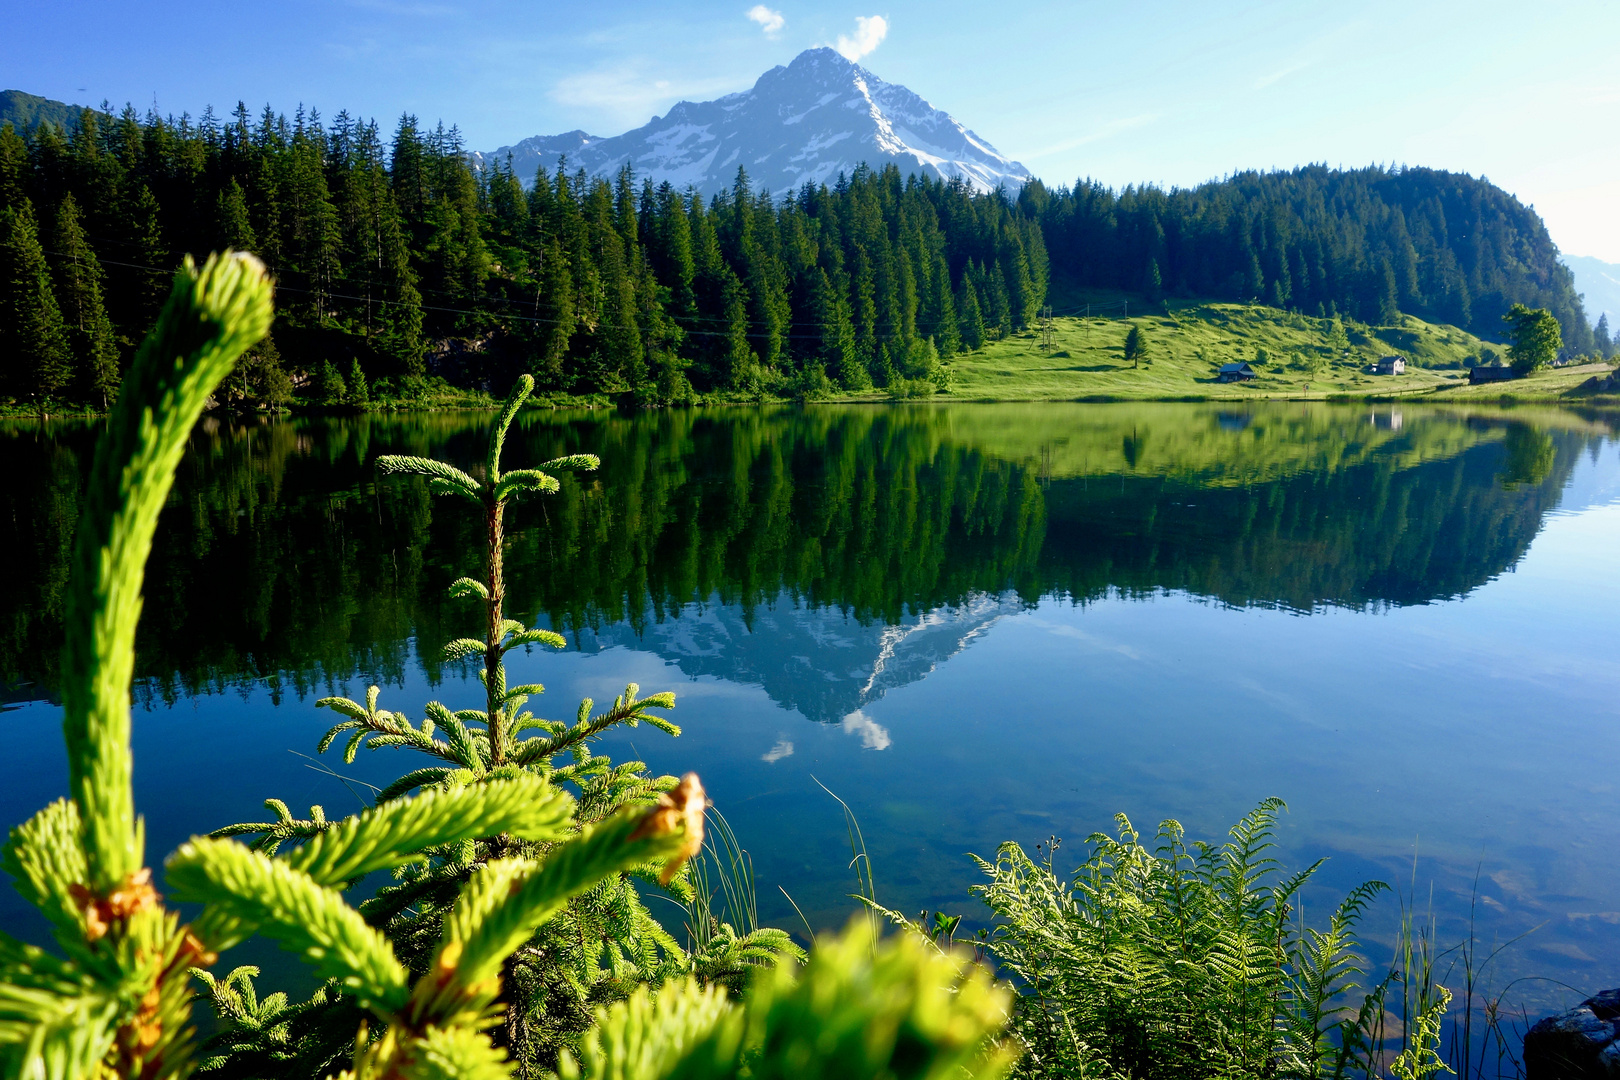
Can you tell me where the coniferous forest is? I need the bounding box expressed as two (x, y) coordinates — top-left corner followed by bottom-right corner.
(0, 101), (1596, 410)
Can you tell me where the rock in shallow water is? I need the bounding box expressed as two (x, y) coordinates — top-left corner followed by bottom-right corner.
(1525, 989), (1620, 1078)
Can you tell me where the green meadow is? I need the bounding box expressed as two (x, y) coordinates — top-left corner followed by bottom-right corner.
(841, 296), (1615, 404)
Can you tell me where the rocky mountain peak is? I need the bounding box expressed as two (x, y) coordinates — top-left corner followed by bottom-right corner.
(474, 49), (1031, 197)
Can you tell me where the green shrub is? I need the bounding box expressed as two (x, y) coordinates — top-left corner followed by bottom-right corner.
(971, 799), (1447, 1080)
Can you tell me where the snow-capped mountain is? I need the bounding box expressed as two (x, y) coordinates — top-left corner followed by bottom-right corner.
(473, 48), (1032, 197)
(563, 590), (1023, 727)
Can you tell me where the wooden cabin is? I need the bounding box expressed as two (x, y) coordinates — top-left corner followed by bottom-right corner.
(1217, 361), (1256, 383)
(1469, 365), (1518, 384)
(1375, 355), (1407, 375)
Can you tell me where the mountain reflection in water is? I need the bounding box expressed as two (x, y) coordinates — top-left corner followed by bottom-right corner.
(2, 402), (1617, 1023)
(0, 403), (1597, 706)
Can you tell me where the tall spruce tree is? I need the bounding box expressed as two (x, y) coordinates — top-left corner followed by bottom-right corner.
(49, 194), (120, 405)
(0, 199), (74, 403)
(957, 271), (985, 351)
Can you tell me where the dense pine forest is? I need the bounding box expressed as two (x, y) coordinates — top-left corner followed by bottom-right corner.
(1021, 166), (1595, 352)
(0, 98), (1597, 410)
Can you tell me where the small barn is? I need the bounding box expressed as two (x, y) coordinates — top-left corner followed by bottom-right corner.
(1375, 355), (1407, 375)
(1469, 365), (1518, 385)
(1217, 361), (1256, 383)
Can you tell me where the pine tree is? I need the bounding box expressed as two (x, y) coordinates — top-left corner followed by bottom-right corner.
(314, 360), (347, 404)
(0, 252), (1018, 1080)
(1377, 258), (1400, 325)
(50, 194), (121, 406)
(0, 123), (26, 210)
(1596, 312), (1612, 358)
(0, 199), (74, 403)
(1124, 324), (1149, 368)
(345, 357), (369, 404)
(118, 182), (169, 336)
(213, 179), (258, 251)
(957, 271), (985, 351)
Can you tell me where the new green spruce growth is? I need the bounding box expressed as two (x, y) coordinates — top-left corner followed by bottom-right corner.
(0, 250), (1012, 1080)
(211, 375), (794, 1073)
(374, 373), (605, 771)
(0, 251), (274, 1080)
(561, 923), (1014, 1080)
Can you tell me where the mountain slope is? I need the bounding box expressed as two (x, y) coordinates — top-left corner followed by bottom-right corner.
(0, 90), (92, 133)
(474, 48), (1032, 196)
(1563, 254), (1620, 326)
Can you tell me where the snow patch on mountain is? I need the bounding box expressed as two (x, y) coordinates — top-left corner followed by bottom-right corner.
(472, 48), (1031, 197)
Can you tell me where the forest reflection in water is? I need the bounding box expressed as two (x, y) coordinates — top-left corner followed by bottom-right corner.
(0, 401), (1600, 705)
(1, 401), (1618, 1021)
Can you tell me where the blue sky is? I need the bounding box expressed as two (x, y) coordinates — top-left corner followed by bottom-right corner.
(7, 0), (1619, 259)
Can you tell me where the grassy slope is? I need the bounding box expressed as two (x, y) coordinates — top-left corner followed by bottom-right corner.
(849, 294), (1616, 404)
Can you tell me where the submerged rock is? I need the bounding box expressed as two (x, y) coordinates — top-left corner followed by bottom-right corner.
(1525, 989), (1620, 1078)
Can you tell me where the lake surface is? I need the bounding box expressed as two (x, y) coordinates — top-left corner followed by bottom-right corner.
(2, 402), (1617, 1026)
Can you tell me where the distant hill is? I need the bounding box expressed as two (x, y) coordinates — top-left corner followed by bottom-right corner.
(0, 90), (92, 133)
(472, 48), (1032, 197)
(1563, 254), (1620, 326)
(1027, 166), (1595, 355)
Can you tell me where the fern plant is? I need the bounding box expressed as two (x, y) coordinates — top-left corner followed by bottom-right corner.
(205, 374), (797, 1075)
(970, 799), (1445, 1080)
(0, 253), (1004, 1080)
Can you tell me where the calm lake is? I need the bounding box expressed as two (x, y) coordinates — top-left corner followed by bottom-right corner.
(2, 402), (1618, 1021)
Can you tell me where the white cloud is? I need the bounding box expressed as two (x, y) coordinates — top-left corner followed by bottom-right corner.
(548, 63), (739, 128)
(835, 15), (887, 61)
(841, 710), (891, 750)
(762, 738), (795, 763)
(747, 5), (785, 37)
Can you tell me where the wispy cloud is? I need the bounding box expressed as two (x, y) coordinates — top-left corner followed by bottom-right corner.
(548, 62), (739, 127)
(1252, 59), (1311, 91)
(841, 710), (891, 750)
(747, 5), (785, 37)
(762, 738), (795, 763)
(1020, 113), (1158, 160)
(835, 15), (888, 61)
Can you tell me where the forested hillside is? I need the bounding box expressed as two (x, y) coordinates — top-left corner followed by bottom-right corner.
(0, 104), (1040, 408)
(0, 99), (1596, 411)
(1022, 166), (1595, 353)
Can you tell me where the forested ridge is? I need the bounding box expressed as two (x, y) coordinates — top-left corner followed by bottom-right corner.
(0, 97), (1595, 410)
(1022, 166), (1596, 353)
